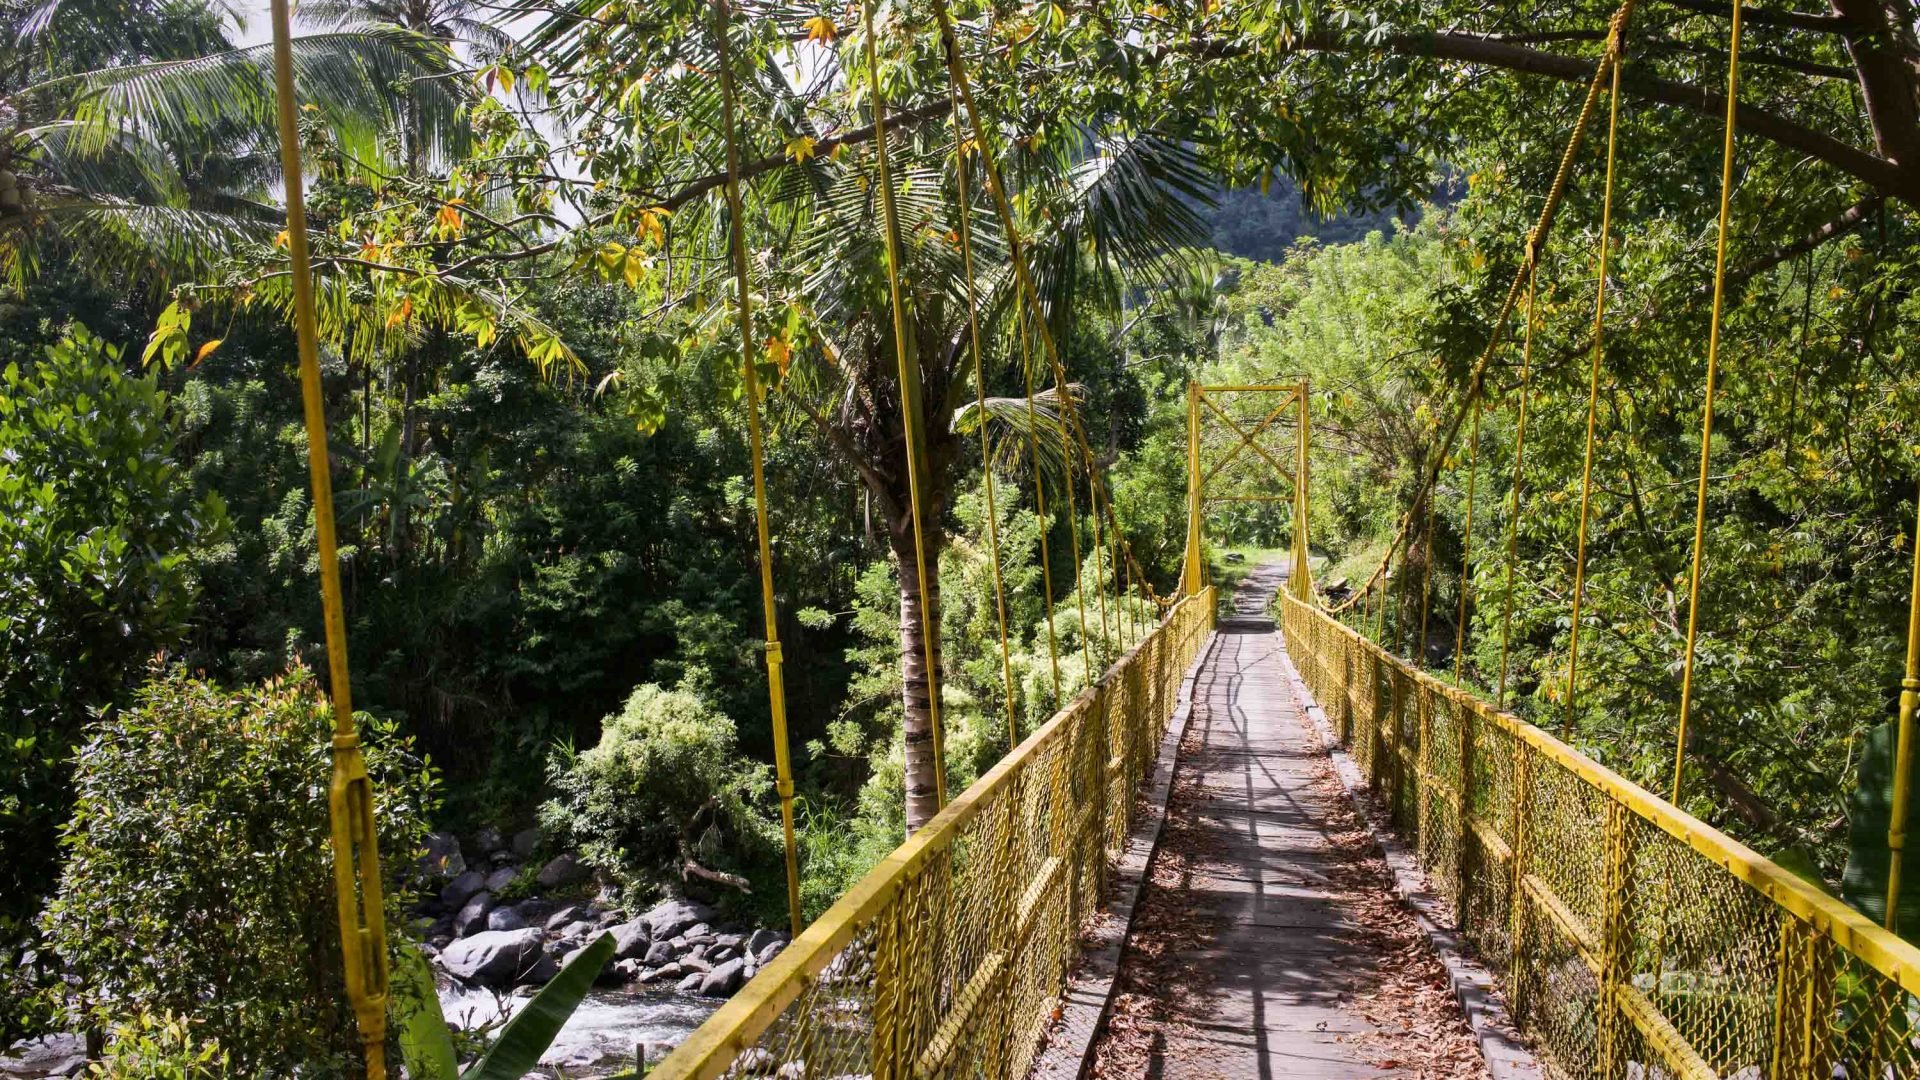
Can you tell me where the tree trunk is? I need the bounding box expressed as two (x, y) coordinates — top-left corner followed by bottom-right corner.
(891, 522), (945, 833)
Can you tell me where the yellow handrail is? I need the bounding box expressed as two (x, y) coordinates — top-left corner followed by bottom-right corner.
(1282, 590), (1920, 1079)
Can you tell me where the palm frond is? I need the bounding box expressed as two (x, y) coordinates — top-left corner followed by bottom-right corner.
(951, 384), (1082, 497)
(4, 198), (264, 292)
(53, 28), (462, 160)
(1026, 131), (1214, 338)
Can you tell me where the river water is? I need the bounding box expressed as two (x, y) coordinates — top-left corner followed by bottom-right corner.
(438, 984), (716, 1074)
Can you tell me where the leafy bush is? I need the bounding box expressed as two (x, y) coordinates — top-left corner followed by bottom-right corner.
(41, 667), (437, 1078)
(0, 325), (225, 1014)
(540, 682), (776, 911)
(87, 1012), (230, 1080)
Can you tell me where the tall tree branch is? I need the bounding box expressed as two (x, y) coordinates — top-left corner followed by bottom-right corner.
(1186, 30), (1913, 202)
(1659, 0), (1855, 33)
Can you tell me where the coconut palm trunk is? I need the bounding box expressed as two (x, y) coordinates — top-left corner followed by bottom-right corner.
(890, 515), (946, 832)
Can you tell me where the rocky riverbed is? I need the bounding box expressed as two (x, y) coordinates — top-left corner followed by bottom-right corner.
(415, 827), (790, 1000)
(2, 829), (789, 1080)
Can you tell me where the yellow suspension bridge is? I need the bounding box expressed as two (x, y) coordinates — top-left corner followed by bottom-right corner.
(248, 0), (1920, 1076)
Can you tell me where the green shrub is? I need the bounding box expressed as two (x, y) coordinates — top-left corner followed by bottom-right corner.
(87, 1012), (231, 1080)
(0, 326), (225, 1037)
(42, 667), (437, 1079)
(540, 682), (776, 911)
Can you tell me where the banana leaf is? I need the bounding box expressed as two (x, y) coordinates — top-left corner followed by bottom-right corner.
(464, 932), (617, 1080)
(391, 942), (460, 1080)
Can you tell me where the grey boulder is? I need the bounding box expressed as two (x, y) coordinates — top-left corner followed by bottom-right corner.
(473, 826), (505, 856)
(642, 940), (675, 965)
(609, 919), (652, 959)
(544, 904), (584, 932)
(483, 866), (519, 893)
(746, 928), (785, 956)
(641, 898), (715, 940)
(674, 971), (704, 993)
(454, 891), (496, 937)
(439, 869), (486, 910)
(511, 827), (541, 858)
(698, 958), (747, 997)
(755, 940), (787, 966)
(485, 905), (527, 933)
(439, 928), (547, 985)
(536, 853), (589, 888)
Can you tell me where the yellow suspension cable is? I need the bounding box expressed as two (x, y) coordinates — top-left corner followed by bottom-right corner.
(1325, 0), (1634, 618)
(945, 59), (1020, 751)
(1399, 512), (1418, 656)
(1418, 491), (1435, 665)
(713, 0), (803, 936)
(1564, 17), (1630, 737)
(1019, 297), (1064, 702)
(862, 0), (946, 810)
(1673, 2), (1742, 804)
(1497, 259), (1539, 708)
(267, 0), (389, 1073)
(1454, 402), (1481, 685)
(1087, 466), (1113, 658)
(933, 0), (1153, 638)
(1886, 485), (1920, 933)
(1057, 380), (1093, 687)
(1376, 558), (1389, 643)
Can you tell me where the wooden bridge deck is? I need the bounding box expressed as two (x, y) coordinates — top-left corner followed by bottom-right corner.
(1087, 563), (1485, 1079)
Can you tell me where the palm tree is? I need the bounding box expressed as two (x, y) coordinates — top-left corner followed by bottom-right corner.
(0, 0), (462, 289)
(294, 0), (513, 170)
(525, 1), (1213, 831)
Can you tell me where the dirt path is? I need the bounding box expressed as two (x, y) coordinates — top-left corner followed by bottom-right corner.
(1088, 564), (1489, 1079)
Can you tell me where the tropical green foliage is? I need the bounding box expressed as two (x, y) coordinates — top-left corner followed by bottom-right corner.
(40, 667), (436, 1076)
(0, 0), (462, 289)
(0, 325), (224, 965)
(21, 0), (1920, 1066)
(85, 1012), (231, 1080)
(540, 683), (778, 914)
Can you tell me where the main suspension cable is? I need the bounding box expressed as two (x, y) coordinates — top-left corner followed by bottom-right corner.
(934, 0), (1153, 638)
(1325, 0), (1636, 619)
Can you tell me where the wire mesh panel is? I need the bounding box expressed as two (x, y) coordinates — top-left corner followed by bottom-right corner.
(649, 589), (1216, 1080)
(1279, 591), (1920, 1080)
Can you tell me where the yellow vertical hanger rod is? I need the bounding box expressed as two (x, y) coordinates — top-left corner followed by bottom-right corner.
(944, 50), (1020, 750)
(862, 0), (947, 811)
(1672, 1), (1742, 805)
(266, 0), (389, 1074)
(1563, 15), (1629, 737)
(712, 0), (803, 937)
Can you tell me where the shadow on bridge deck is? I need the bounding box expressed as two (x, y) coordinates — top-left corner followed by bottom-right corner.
(1084, 563), (1489, 1079)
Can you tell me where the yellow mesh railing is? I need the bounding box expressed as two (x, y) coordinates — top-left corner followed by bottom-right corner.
(649, 587), (1217, 1080)
(1281, 591), (1920, 1080)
